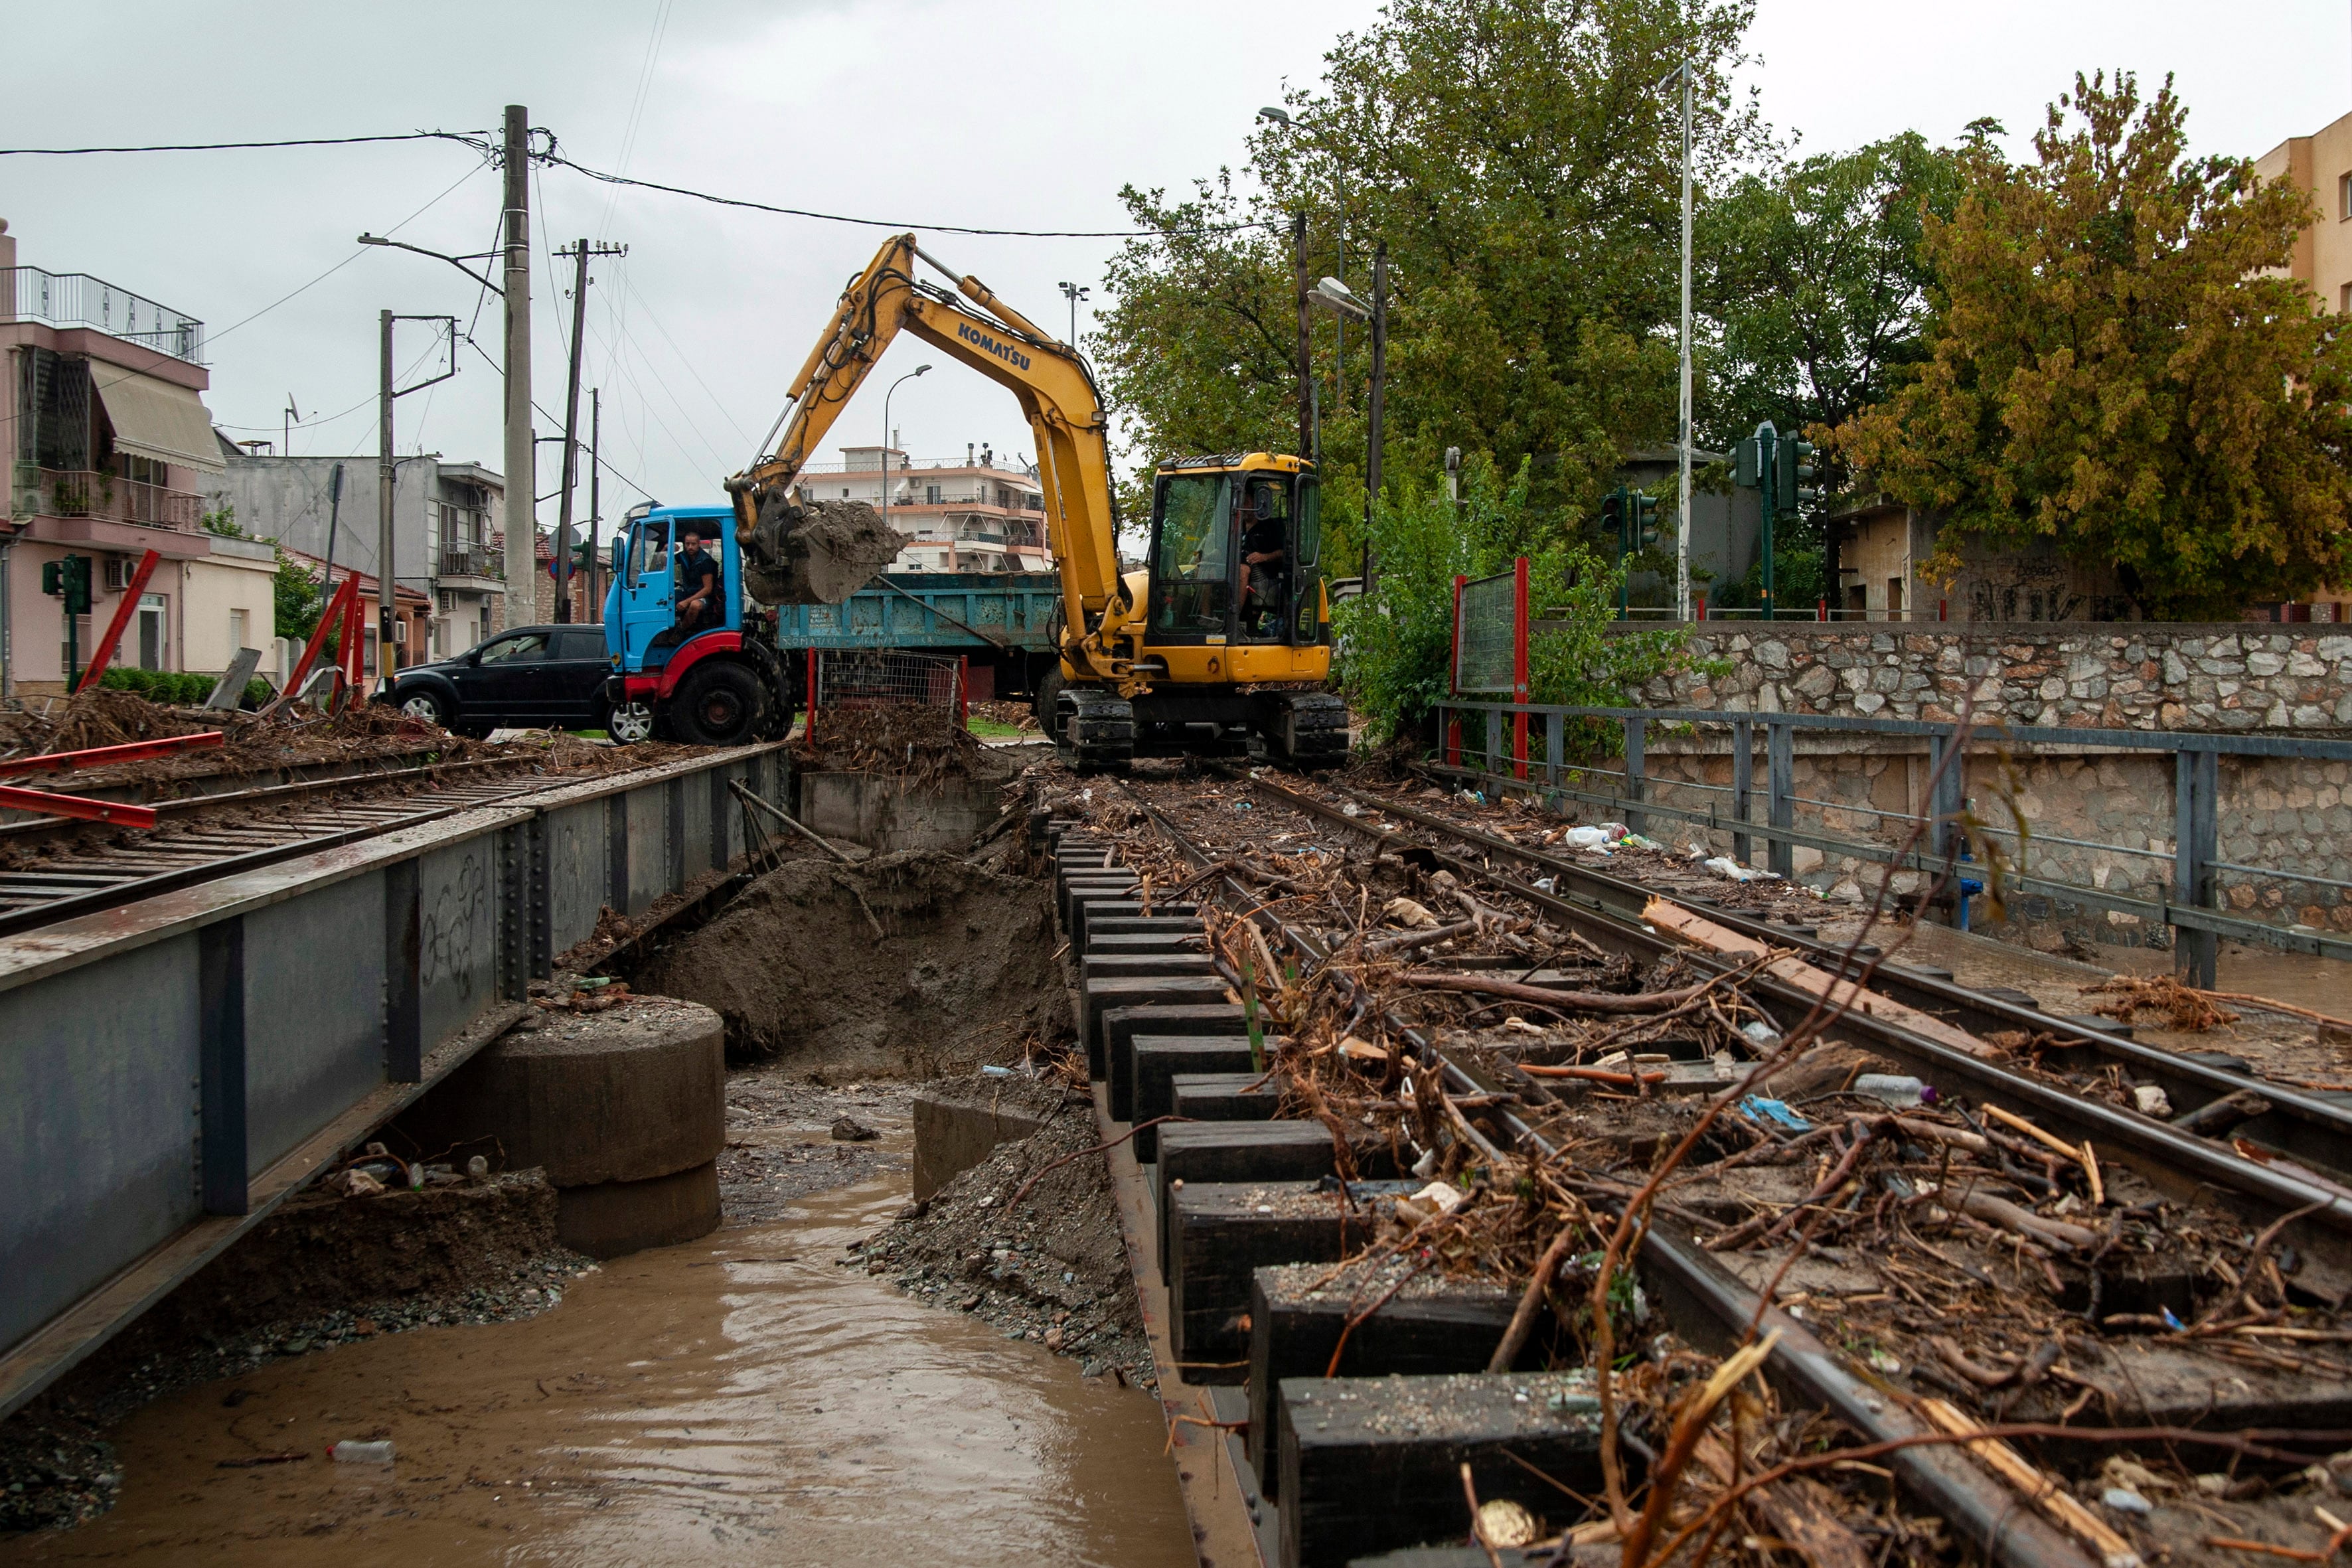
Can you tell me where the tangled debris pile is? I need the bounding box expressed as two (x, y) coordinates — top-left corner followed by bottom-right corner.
(1032, 761), (2352, 1567)
(797, 702), (988, 790)
(850, 1077), (1156, 1387)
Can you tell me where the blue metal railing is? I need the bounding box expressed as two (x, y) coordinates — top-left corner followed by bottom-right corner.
(1432, 697), (2352, 975)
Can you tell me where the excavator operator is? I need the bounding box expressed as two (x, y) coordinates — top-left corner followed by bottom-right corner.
(1237, 479), (1289, 635)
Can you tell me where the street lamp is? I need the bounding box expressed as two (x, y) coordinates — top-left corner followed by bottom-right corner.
(879, 364), (931, 537)
(1057, 281), (1090, 348)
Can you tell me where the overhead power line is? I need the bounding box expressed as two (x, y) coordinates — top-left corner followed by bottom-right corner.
(0, 131), (493, 156)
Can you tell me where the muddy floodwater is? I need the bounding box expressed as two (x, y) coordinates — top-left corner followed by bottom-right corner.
(1, 1158), (1193, 1567)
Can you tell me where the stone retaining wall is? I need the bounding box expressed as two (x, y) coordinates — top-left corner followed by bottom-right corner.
(1628, 623), (2352, 734)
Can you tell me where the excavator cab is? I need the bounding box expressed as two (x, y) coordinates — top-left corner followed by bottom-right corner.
(1144, 459), (1322, 651)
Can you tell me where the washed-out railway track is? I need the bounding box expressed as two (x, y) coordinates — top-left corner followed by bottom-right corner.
(1042, 761), (2352, 1568)
(0, 751), (594, 937)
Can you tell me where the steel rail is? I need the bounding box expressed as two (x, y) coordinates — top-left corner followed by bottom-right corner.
(1270, 770), (2352, 1183)
(1105, 779), (2101, 1568)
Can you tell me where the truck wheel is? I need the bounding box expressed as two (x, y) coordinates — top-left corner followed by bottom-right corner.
(667, 661), (767, 746)
(1032, 666), (1066, 732)
(604, 699), (657, 745)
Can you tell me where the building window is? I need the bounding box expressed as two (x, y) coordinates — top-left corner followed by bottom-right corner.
(229, 607), (248, 652)
(2340, 282), (2351, 315)
(136, 593), (167, 670)
(925, 484), (941, 504)
(2340, 171), (2352, 220)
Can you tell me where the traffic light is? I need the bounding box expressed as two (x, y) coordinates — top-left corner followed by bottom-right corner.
(1630, 493), (1659, 550)
(1599, 489), (1625, 544)
(40, 554), (92, 614)
(1777, 438), (1817, 512)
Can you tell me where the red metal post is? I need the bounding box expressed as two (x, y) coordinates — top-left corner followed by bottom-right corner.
(72, 549), (162, 694)
(1816, 597), (1828, 621)
(0, 783), (159, 830)
(1695, 591), (1707, 622)
(957, 655), (969, 727)
(276, 572), (359, 710)
(1512, 555), (1530, 781)
(1445, 574), (1466, 767)
(0, 732), (225, 777)
(338, 590), (367, 708)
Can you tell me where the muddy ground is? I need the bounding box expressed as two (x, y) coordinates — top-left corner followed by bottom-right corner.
(635, 847), (1072, 1073)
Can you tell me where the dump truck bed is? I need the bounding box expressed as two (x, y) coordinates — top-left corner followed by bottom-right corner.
(771, 572), (1061, 652)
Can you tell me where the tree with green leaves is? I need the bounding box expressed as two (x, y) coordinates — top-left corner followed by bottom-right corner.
(1095, 0), (1763, 567)
(1336, 453), (1696, 745)
(274, 549), (324, 643)
(1829, 72), (2352, 618)
(1699, 131), (1964, 451)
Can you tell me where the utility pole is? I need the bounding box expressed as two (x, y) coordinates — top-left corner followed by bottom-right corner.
(587, 388), (601, 623)
(380, 313), (460, 687)
(1676, 62), (1695, 623)
(554, 238), (625, 624)
(378, 309), (395, 682)
(501, 105), (533, 631)
(1365, 240), (1387, 595)
(1293, 212), (1313, 463)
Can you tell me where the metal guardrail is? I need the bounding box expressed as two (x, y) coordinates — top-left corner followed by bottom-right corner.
(6, 266), (206, 364)
(1434, 698), (2352, 974)
(0, 742), (789, 1419)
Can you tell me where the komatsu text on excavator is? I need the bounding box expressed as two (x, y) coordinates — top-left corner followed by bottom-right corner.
(723, 233), (1346, 771)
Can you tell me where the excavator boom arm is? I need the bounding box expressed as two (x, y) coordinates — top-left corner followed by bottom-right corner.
(728, 234), (1131, 674)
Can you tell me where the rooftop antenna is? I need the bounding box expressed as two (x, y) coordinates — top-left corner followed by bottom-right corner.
(283, 394), (301, 458)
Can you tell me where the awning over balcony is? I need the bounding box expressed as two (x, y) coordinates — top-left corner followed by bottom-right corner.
(93, 369), (223, 473)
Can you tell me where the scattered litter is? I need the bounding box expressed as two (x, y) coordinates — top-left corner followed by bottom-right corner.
(1382, 896), (1439, 929)
(2100, 1487), (2152, 1516)
(1852, 1073), (1934, 1109)
(2132, 1084), (2173, 1118)
(1341, 802), (1364, 817)
(980, 1064), (1017, 1078)
(1741, 1020), (1782, 1046)
(1533, 876), (1556, 893)
(1476, 1498), (1539, 1548)
(1561, 826), (1612, 849)
(1703, 856), (1781, 883)
(327, 1440), (394, 1464)
(1411, 1180), (1467, 1215)
(1619, 832), (1664, 852)
(1741, 1096), (1811, 1132)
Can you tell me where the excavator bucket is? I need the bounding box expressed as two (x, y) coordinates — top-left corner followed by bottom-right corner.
(740, 493), (909, 606)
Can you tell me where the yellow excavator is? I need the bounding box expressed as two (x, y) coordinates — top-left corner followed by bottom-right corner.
(722, 233), (1345, 771)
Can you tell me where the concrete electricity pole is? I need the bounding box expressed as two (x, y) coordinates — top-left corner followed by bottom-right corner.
(501, 105), (534, 630)
(586, 388), (602, 623)
(554, 238), (625, 623)
(1366, 241), (1387, 595)
(1675, 63), (1695, 623)
(1293, 213), (1313, 463)
(379, 312), (458, 688)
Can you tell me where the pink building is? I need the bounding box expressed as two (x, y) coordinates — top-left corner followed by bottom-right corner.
(1, 217), (274, 696)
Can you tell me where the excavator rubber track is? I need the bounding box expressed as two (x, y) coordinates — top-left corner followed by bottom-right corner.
(1056, 688), (1136, 775)
(1253, 690), (1350, 770)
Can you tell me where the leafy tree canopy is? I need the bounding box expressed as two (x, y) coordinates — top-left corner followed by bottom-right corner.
(1828, 72), (2352, 617)
(1095, 0), (1764, 566)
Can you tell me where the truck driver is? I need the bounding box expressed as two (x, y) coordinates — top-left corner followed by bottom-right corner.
(672, 523), (722, 639)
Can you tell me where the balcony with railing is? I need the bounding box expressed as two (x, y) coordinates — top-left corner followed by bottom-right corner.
(6, 267), (206, 364)
(437, 542), (501, 580)
(35, 467), (199, 528)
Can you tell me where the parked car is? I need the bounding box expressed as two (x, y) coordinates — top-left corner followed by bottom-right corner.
(377, 624), (628, 739)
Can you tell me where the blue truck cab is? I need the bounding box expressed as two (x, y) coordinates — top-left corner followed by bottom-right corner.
(601, 504), (789, 745)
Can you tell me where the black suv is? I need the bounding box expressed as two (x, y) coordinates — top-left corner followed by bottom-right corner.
(378, 624), (624, 739)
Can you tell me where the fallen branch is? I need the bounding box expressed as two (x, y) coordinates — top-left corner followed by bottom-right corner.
(1487, 1219), (1579, 1373)
(1394, 971), (1711, 1014)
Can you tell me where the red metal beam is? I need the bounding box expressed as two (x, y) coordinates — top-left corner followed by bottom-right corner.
(73, 549), (163, 694)
(0, 785), (158, 830)
(0, 732), (225, 777)
(272, 572), (360, 712)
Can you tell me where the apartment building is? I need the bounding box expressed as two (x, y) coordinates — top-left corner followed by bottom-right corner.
(0, 218), (284, 697)
(2256, 117), (2352, 621)
(200, 452), (507, 662)
(811, 441), (1050, 574)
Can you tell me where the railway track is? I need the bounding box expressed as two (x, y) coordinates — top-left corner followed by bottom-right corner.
(0, 754), (586, 937)
(1042, 763), (2352, 1568)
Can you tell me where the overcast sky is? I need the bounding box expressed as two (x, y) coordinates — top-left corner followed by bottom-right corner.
(7, 0), (2347, 533)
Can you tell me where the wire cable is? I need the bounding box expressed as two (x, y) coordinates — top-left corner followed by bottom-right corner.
(540, 150), (1265, 238)
(0, 131), (493, 156)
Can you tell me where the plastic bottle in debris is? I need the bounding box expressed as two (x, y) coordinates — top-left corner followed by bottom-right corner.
(1851, 1073), (1932, 1109)
(327, 1440), (395, 1464)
